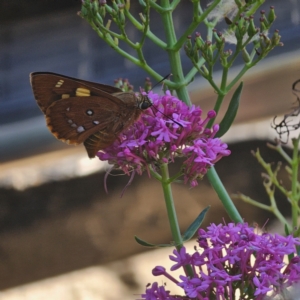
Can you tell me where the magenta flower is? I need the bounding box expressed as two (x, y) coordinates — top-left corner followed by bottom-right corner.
(97, 91), (230, 187)
(141, 223), (300, 300)
(169, 247), (191, 271)
(141, 282), (178, 300)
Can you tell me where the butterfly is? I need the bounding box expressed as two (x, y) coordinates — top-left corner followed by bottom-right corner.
(30, 72), (152, 158)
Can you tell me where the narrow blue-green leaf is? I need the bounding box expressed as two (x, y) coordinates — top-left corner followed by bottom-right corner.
(182, 206), (210, 242)
(216, 81), (244, 138)
(135, 236), (173, 248)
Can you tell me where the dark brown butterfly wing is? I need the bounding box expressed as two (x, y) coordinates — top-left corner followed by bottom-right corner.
(30, 72), (123, 114)
(46, 95), (142, 157)
(30, 72), (142, 158)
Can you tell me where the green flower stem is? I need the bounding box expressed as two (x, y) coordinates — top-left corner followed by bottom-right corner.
(124, 7), (167, 49)
(207, 69), (227, 128)
(253, 149), (289, 198)
(263, 180), (291, 230)
(267, 143), (292, 165)
(291, 137), (300, 229)
(174, 0), (221, 51)
(89, 16), (172, 84)
(159, 0), (191, 105)
(169, 0), (181, 10)
(160, 163), (182, 246)
(207, 167), (243, 223)
(160, 163), (194, 277)
(235, 193), (289, 230)
(149, 166), (162, 181)
(185, 57), (206, 83)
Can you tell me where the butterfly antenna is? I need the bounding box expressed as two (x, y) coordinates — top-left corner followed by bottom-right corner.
(151, 74), (171, 90)
(147, 74), (182, 128)
(150, 105), (183, 128)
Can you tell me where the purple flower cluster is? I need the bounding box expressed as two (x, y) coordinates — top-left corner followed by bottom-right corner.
(142, 223), (300, 300)
(97, 91), (230, 186)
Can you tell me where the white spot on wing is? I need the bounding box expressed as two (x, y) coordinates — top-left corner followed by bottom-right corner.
(93, 120), (99, 125)
(77, 126), (85, 133)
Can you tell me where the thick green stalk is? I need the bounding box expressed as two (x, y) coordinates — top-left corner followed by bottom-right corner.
(160, 163), (183, 246)
(160, 163), (194, 277)
(159, 0), (191, 105)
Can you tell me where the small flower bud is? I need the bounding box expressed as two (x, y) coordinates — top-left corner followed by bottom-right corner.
(139, 13), (146, 23)
(105, 19), (111, 30)
(114, 37), (119, 46)
(184, 37), (193, 58)
(92, 0), (99, 12)
(213, 29), (222, 44)
(205, 41), (213, 63)
(96, 13), (103, 24)
(99, 5), (106, 18)
(192, 46), (199, 62)
(195, 34), (204, 50)
(247, 16), (258, 38)
(118, 9), (126, 25)
(207, 110), (216, 119)
(260, 15), (269, 31)
(201, 65), (209, 77)
(271, 29), (281, 46)
(152, 266), (166, 276)
(268, 6), (276, 23)
(212, 124), (219, 135)
(111, 0), (119, 12)
(204, 128), (212, 135)
(242, 47), (251, 63)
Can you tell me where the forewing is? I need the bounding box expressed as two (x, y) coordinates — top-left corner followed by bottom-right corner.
(30, 72), (123, 114)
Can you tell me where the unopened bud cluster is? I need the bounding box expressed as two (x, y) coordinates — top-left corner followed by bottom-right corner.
(185, 5), (281, 75)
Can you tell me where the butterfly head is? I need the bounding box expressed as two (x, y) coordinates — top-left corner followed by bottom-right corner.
(137, 94), (152, 110)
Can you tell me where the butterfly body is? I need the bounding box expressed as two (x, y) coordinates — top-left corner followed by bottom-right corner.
(30, 72), (151, 158)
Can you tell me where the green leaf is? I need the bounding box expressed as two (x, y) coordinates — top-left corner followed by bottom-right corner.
(182, 206), (210, 242)
(134, 236), (174, 248)
(216, 81), (244, 138)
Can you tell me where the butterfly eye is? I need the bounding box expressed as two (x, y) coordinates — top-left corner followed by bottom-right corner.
(139, 98), (152, 110)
